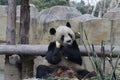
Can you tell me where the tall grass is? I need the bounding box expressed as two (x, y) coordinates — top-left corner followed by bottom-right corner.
(81, 29), (120, 80)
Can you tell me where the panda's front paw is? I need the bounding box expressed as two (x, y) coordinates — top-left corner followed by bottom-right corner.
(56, 41), (61, 48)
(63, 44), (71, 49)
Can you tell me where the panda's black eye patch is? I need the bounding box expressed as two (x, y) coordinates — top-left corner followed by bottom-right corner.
(68, 33), (72, 38)
(61, 35), (64, 41)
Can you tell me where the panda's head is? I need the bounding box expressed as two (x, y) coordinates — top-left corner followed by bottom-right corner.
(50, 22), (75, 45)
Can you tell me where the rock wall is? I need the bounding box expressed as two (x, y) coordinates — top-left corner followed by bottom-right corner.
(81, 19), (111, 45)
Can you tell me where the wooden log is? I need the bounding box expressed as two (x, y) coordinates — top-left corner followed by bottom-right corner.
(79, 45), (119, 57)
(0, 45), (47, 55)
(0, 45), (119, 57)
(20, 0), (32, 78)
(5, 0), (21, 80)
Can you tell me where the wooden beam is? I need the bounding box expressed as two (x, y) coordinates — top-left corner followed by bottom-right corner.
(0, 45), (47, 55)
(0, 45), (120, 57)
(79, 45), (119, 57)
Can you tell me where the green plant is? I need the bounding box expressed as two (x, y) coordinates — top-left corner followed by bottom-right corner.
(80, 29), (120, 80)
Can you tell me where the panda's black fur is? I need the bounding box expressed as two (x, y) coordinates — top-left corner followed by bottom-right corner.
(45, 40), (82, 65)
(36, 22), (96, 79)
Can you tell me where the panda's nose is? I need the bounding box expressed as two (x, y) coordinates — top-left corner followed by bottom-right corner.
(67, 40), (71, 43)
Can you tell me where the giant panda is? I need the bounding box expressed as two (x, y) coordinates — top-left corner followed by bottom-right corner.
(36, 22), (95, 79)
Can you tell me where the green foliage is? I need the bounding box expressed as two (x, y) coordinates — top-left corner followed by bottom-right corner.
(0, 0), (21, 5)
(0, 0), (7, 5)
(93, 0), (111, 17)
(0, 0), (67, 11)
(71, 0), (93, 14)
(16, 0), (21, 5)
(82, 30), (120, 80)
(29, 0), (67, 11)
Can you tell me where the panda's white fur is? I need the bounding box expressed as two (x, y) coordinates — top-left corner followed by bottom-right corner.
(51, 25), (82, 70)
(37, 25), (82, 70)
(55, 25), (75, 45)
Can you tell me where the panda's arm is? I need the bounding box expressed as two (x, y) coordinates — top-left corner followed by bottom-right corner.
(45, 42), (62, 65)
(62, 41), (82, 65)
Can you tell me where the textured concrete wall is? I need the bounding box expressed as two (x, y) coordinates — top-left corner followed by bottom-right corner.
(112, 19), (120, 45)
(81, 19), (111, 45)
(0, 16), (7, 42)
(0, 55), (5, 70)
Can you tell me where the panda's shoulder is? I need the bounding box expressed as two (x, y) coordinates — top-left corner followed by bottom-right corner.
(49, 41), (56, 46)
(48, 41), (56, 49)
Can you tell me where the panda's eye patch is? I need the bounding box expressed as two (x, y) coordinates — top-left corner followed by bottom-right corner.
(61, 35), (64, 41)
(68, 33), (72, 38)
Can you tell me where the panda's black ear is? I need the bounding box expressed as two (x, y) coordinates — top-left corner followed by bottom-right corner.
(66, 22), (71, 28)
(49, 28), (56, 35)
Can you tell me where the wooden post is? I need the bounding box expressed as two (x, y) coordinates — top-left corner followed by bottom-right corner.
(5, 0), (21, 80)
(19, 0), (33, 79)
(19, 0), (30, 44)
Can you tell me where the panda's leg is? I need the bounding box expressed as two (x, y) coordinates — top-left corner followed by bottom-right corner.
(36, 65), (54, 78)
(76, 69), (96, 79)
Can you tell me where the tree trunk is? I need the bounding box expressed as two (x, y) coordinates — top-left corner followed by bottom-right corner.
(6, 0), (16, 45)
(19, 0), (30, 44)
(86, 0), (91, 14)
(91, 4), (97, 16)
(115, 0), (120, 7)
(110, 0), (117, 9)
(19, 0), (33, 79)
(66, 0), (70, 6)
(5, 0), (21, 80)
(98, 0), (105, 18)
